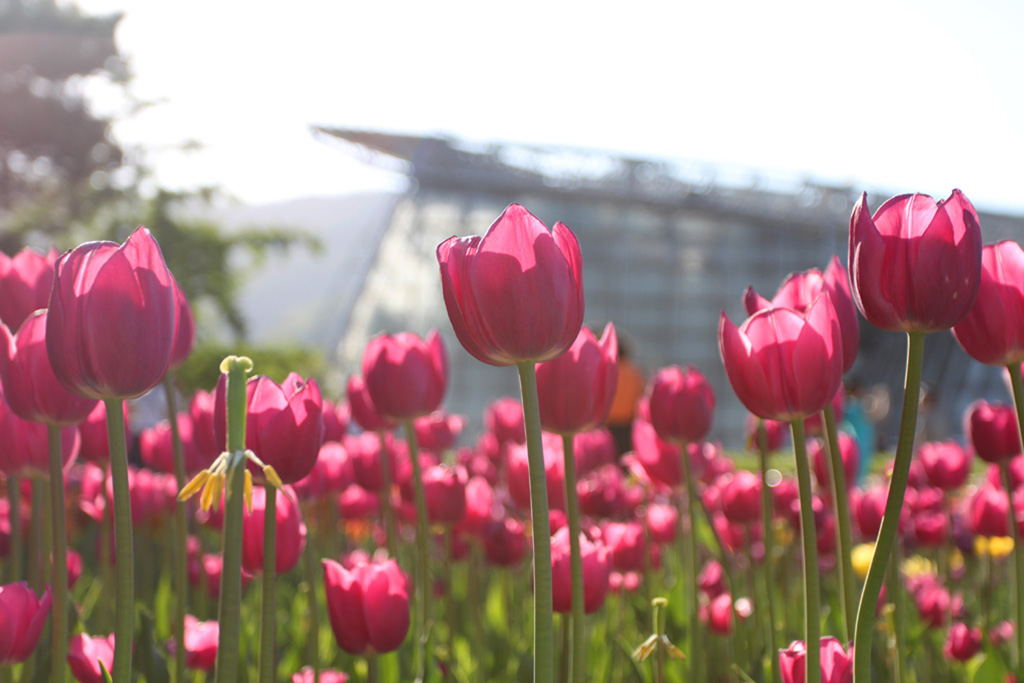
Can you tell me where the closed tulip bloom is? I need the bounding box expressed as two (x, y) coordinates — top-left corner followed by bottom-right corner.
(943, 622), (982, 662)
(708, 593), (734, 635)
(485, 397), (526, 445)
(535, 323), (618, 434)
(745, 255), (860, 372)
(848, 191), (982, 333)
(630, 407), (683, 489)
(293, 668), (349, 683)
(810, 433), (860, 493)
(77, 400), (129, 464)
(484, 517), (527, 567)
(1, 311), (98, 424)
(719, 295), (844, 421)
(965, 400), (1022, 463)
(915, 583), (952, 627)
(188, 390), (220, 461)
(0, 247), (58, 331)
(601, 521), (646, 572)
(345, 432), (399, 492)
(67, 633), (115, 683)
(647, 364), (715, 443)
(645, 502), (678, 544)
(437, 203), (584, 365)
(747, 414), (787, 452)
(573, 427), (617, 476)
(242, 485), (306, 575)
(414, 411), (464, 452)
(699, 560), (726, 598)
(322, 557), (410, 655)
(970, 485), (1009, 537)
(917, 441), (972, 490)
(507, 434), (565, 512)
(577, 464), (629, 519)
(779, 637), (853, 683)
(346, 374), (395, 433)
(422, 464), (467, 525)
(293, 441), (355, 501)
(0, 582), (52, 664)
(551, 527), (611, 614)
(951, 241), (1024, 365)
(168, 615), (218, 671)
(214, 373), (324, 484)
(913, 510), (949, 547)
(46, 227), (178, 399)
(0, 393), (79, 476)
(720, 470), (763, 525)
(321, 399), (350, 443)
(362, 330), (447, 421)
(337, 484), (379, 521)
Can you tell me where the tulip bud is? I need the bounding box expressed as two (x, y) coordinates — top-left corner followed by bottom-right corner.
(362, 330), (447, 421)
(943, 622), (981, 662)
(550, 528), (611, 615)
(0, 247), (58, 331)
(322, 557), (410, 655)
(646, 364), (715, 443)
(242, 485), (306, 575)
(485, 397), (526, 446)
(965, 400), (1022, 463)
(952, 241), (1024, 366)
(0, 582), (52, 664)
(779, 637), (853, 683)
(67, 633), (116, 683)
(536, 324), (618, 434)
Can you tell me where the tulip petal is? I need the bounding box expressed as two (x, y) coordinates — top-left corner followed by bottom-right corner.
(323, 560), (370, 655)
(362, 564), (411, 653)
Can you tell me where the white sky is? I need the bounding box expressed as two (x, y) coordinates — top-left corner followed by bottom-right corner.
(74, 0), (1024, 213)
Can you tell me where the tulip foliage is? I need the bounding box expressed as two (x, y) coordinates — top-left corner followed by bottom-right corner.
(0, 194), (1021, 683)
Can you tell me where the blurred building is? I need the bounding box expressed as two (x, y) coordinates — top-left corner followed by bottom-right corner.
(316, 128), (1024, 448)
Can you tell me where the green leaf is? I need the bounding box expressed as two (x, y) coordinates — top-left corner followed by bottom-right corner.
(971, 654), (1009, 683)
(100, 662), (114, 683)
(133, 609), (171, 683)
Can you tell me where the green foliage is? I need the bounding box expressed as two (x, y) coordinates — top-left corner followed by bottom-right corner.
(174, 341), (325, 396)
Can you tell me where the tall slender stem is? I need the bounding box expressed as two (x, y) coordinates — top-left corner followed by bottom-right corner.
(258, 486), (278, 682)
(1006, 363), (1024, 683)
(790, 418), (820, 683)
(27, 480), (43, 594)
(678, 440), (703, 683)
(852, 331), (925, 683)
(889, 540), (906, 683)
(162, 376), (189, 683)
(213, 356), (252, 683)
(302, 538), (321, 682)
(756, 422), (781, 683)
(560, 432), (585, 683)
(376, 431), (399, 560)
(403, 420), (432, 683)
(47, 425), (68, 683)
(515, 361), (554, 683)
(5, 474), (21, 583)
(105, 397), (134, 682)
(822, 404), (856, 641)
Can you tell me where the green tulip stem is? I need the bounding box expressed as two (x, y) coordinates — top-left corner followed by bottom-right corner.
(302, 538), (321, 682)
(678, 440), (703, 683)
(47, 426), (68, 683)
(889, 538), (906, 683)
(26, 475), (44, 595)
(560, 432), (585, 683)
(516, 361), (555, 683)
(5, 474), (21, 583)
(258, 485), (278, 683)
(213, 355), (253, 683)
(789, 418), (821, 683)
(1007, 363), (1024, 683)
(403, 419), (432, 683)
(852, 331), (925, 683)
(367, 653), (379, 683)
(376, 430), (399, 560)
(162, 376), (189, 683)
(104, 397), (135, 682)
(756, 422), (781, 683)
(822, 403), (856, 641)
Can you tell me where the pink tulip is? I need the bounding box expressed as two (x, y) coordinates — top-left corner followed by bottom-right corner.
(167, 615), (218, 671)
(1, 311), (98, 425)
(779, 637), (853, 683)
(242, 485), (306, 575)
(577, 464), (630, 519)
(720, 470), (763, 525)
(699, 560), (726, 598)
(346, 374), (396, 433)
(708, 593), (734, 635)
(188, 390), (220, 461)
(646, 364), (715, 443)
(535, 323), (618, 434)
(747, 414), (787, 452)
(321, 398), (351, 443)
(422, 464), (467, 525)
(572, 427), (617, 476)
(168, 279), (196, 370)
(457, 475), (494, 536)
(952, 241), (1024, 366)
(0, 392), (79, 476)
(485, 397), (525, 445)
(917, 441), (972, 490)
(67, 633), (115, 683)
(293, 667), (350, 683)
(719, 295), (844, 421)
(630, 406), (682, 489)
(645, 503), (678, 544)
(414, 411), (464, 452)
(337, 484), (379, 521)
(214, 372), (324, 484)
(848, 190), (982, 333)
(912, 510), (949, 547)
(600, 521), (646, 572)
(745, 255), (859, 372)
(484, 517), (527, 567)
(944, 622), (982, 662)
(362, 330), (447, 421)
(970, 485), (1009, 537)
(0, 247), (58, 331)
(0, 582), (52, 664)
(915, 581), (952, 627)
(810, 433), (859, 493)
(139, 413), (209, 476)
(550, 528), (611, 614)
(322, 557), (410, 655)
(293, 441), (354, 501)
(437, 203), (584, 365)
(507, 433), (565, 512)
(965, 400), (1022, 463)
(47, 227), (178, 399)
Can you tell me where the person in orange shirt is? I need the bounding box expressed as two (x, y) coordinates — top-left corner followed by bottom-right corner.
(606, 336), (646, 456)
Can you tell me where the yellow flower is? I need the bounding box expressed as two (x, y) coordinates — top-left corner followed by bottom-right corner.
(852, 543), (874, 580)
(976, 536), (1015, 558)
(901, 555), (937, 580)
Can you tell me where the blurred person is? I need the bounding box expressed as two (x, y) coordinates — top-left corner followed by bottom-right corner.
(605, 333), (645, 456)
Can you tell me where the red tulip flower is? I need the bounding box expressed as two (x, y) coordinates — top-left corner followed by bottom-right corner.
(601, 521), (646, 572)
(915, 582), (952, 628)
(507, 434), (565, 512)
(293, 441), (355, 501)
(76, 400), (129, 464)
(167, 615), (219, 671)
(46, 226), (178, 400)
(719, 294), (844, 421)
(0, 394), (79, 477)
(912, 510), (949, 547)
(708, 593), (735, 635)
(535, 323), (618, 434)
(322, 557), (410, 655)
(646, 364), (715, 443)
(321, 399), (350, 443)
(437, 203), (584, 365)
(168, 279), (196, 370)
(917, 441), (972, 490)
(630, 406), (683, 489)
(0, 582), (52, 664)
(188, 390), (220, 461)
(214, 372), (324, 484)
(485, 397), (525, 445)
(362, 330), (447, 421)
(970, 485), (1009, 537)
(848, 191), (982, 333)
(483, 517), (527, 567)
(809, 433), (859, 492)
(242, 485), (307, 575)
(414, 411), (464, 452)
(422, 463), (467, 525)
(952, 240), (1024, 366)
(646, 503), (678, 544)
(698, 560), (726, 598)
(550, 528), (611, 614)
(779, 637), (853, 683)
(944, 622), (982, 662)
(293, 668), (350, 683)
(67, 633), (116, 683)
(965, 400), (1022, 463)
(0, 247), (59, 331)
(346, 374), (396, 433)
(745, 255), (860, 372)
(720, 470), (763, 525)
